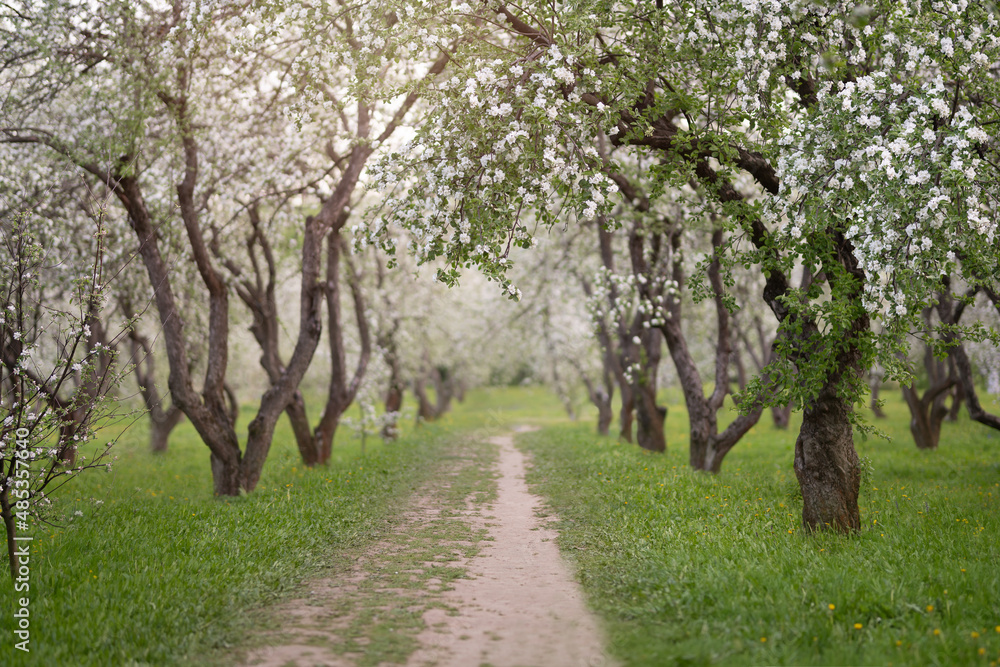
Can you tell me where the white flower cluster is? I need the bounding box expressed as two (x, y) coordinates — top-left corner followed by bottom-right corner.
(759, 3), (999, 326)
(366, 21), (618, 289)
(587, 263), (679, 345)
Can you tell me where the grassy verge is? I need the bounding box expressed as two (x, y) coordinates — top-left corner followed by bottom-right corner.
(0, 384), (565, 666)
(520, 391), (1000, 666)
(226, 430), (499, 666)
(0, 403), (461, 666)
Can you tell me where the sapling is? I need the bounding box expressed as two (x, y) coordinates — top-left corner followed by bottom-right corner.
(0, 195), (139, 579)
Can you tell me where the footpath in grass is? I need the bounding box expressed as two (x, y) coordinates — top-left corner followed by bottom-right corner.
(520, 393), (1000, 666)
(0, 406), (489, 666)
(233, 432), (498, 666)
(0, 386), (558, 666)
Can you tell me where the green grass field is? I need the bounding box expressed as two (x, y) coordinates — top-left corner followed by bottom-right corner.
(521, 389), (1000, 666)
(0, 385), (998, 666)
(0, 397), (477, 666)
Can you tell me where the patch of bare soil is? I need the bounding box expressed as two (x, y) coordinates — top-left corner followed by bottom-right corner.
(408, 433), (615, 667)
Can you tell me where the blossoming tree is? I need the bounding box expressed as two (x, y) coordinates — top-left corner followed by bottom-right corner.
(0, 188), (136, 578)
(2, 0), (452, 491)
(363, 0), (1000, 531)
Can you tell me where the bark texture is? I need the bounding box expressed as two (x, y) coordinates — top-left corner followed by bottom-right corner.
(794, 388), (861, 532)
(740, 184), (866, 531)
(634, 328), (666, 452)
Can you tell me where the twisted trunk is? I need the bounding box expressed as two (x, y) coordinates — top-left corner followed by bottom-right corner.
(794, 386), (861, 532)
(592, 223), (636, 442)
(733, 202), (865, 531)
(314, 228), (371, 465)
(901, 382), (950, 450)
(380, 328), (405, 441)
(657, 227), (762, 471)
(946, 372), (964, 422)
(900, 336), (955, 450)
(414, 374), (436, 422)
(634, 328), (665, 452)
(129, 330), (184, 453)
(936, 285), (1000, 432)
(576, 362), (614, 436)
(119, 171), (243, 496)
(149, 407), (184, 454)
(214, 207), (321, 466)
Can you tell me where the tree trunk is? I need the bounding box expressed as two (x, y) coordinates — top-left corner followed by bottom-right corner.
(650, 225), (762, 472)
(1, 488), (20, 580)
(313, 229), (371, 465)
(902, 383), (948, 450)
(382, 384), (404, 440)
(572, 359), (614, 437)
(210, 450), (243, 496)
(379, 325), (406, 441)
(946, 363), (964, 422)
(313, 416), (340, 465)
(771, 404), (792, 429)
(618, 385), (634, 442)
(414, 375), (436, 422)
(589, 223), (635, 443)
(286, 392), (318, 465)
(634, 328), (666, 452)
(945, 341), (1000, 431)
(432, 366), (454, 417)
(126, 330), (183, 453)
(224, 383), (240, 427)
(743, 218), (866, 531)
(57, 409), (84, 466)
(900, 356), (953, 451)
(113, 126), (246, 496)
(936, 284), (1000, 432)
(596, 394), (613, 436)
(149, 406), (184, 454)
(793, 388), (861, 532)
(634, 388), (666, 452)
(869, 375), (887, 418)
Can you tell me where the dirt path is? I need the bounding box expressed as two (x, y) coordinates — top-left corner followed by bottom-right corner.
(408, 432), (614, 667)
(237, 431), (613, 667)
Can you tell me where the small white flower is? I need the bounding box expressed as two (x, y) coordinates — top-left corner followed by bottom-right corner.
(931, 98), (950, 116)
(966, 126), (988, 143)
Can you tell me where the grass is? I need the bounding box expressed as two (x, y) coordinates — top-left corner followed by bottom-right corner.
(2, 382), (997, 666)
(520, 389), (1000, 666)
(0, 392), (495, 666)
(227, 431), (500, 667)
(0, 384), (564, 666)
